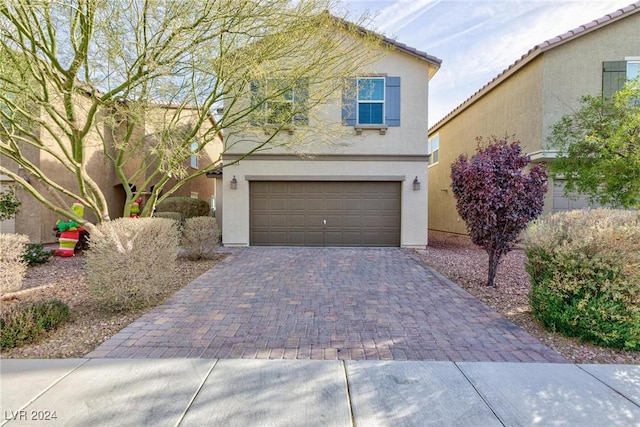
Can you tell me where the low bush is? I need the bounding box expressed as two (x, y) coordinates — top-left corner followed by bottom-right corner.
(22, 243), (53, 266)
(0, 299), (70, 349)
(154, 211), (183, 222)
(155, 197), (210, 219)
(86, 217), (180, 312)
(0, 234), (29, 294)
(524, 209), (640, 350)
(181, 216), (220, 260)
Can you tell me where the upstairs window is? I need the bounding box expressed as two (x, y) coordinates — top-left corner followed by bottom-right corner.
(251, 79), (308, 126)
(357, 77), (385, 125)
(190, 141), (199, 168)
(428, 134), (439, 166)
(603, 58), (640, 99)
(627, 60), (640, 81)
(342, 76), (401, 128)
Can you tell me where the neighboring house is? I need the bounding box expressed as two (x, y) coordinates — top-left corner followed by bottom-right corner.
(428, 2), (640, 235)
(221, 27), (441, 247)
(2, 99), (222, 244)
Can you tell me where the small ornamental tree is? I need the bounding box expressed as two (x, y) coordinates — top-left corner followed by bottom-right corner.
(450, 136), (548, 287)
(548, 78), (640, 208)
(0, 186), (20, 221)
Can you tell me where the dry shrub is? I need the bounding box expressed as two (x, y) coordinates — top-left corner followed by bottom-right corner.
(181, 216), (220, 260)
(0, 234), (29, 294)
(86, 218), (180, 311)
(524, 209), (640, 350)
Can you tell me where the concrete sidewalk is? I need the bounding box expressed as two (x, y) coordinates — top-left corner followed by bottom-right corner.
(2, 359), (639, 426)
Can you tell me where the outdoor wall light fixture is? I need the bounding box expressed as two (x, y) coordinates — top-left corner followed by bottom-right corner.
(413, 176), (420, 191)
(18, 165), (31, 184)
(230, 175), (238, 190)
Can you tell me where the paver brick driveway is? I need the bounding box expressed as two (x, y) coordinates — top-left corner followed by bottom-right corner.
(88, 248), (566, 362)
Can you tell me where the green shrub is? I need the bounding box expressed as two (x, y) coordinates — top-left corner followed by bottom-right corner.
(524, 209), (640, 350)
(181, 216), (220, 260)
(22, 243), (53, 266)
(0, 234), (29, 294)
(86, 217), (180, 312)
(0, 299), (70, 349)
(155, 197), (210, 219)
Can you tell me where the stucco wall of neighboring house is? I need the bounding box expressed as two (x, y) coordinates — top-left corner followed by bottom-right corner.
(428, 57), (545, 235)
(428, 9), (640, 235)
(540, 12), (640, 145)
(141, 106), (222, 210)
(11, 94), (115, 243)
(223, 42), (434, 247)
(5, 97), (222, 243)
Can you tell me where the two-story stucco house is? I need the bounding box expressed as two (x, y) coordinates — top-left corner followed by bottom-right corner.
(426, 1), (640, 235)
(1, 100), (222, 244)
(220, 26), (441, 248)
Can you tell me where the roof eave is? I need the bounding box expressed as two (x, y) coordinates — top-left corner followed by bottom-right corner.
(429, 1), (640, 133)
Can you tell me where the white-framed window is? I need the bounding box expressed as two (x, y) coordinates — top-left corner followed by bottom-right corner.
(251, 79), (308, 125)
(342, 76), (401, 128)
(627, 58), (640, 81)
(190, 141), (199, 168)
(428, 134), (439, 166)
(357, 77), (385, 125)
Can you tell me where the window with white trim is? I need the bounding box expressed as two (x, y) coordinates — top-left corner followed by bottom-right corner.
(603, 58), (640, 98)
(428, 134), (439, 166)
(342, 76), (401, 128)
(190, 141), (199, 168)
(251, 79), (308, 126)
(627, 60), (640, 80)
(357, 77), (385, 125)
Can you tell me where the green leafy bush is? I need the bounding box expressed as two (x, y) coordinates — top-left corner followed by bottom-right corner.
(181, 216), (220, 260)
(0, 186), (21, 221)
(0, 299), (70, 349)
(0, 233), (29, 294)
(86, 217), (180, 312)
(524, 209), (640, 350)
(155, 197), (210, 220)
(22, 243), (53, 266)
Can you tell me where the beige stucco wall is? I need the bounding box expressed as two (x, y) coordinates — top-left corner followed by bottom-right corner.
(11, 93), (114, 243)
(428, 11), (640, 235)
(226, 44), (430, 157)
(428, 57), (545, 235)
(222, 157), (427, 248)
(541, 12), (640, 145)
(223, 43), (433, 247)
(141, 107), (222, 207)
(5, 96), (222, 243)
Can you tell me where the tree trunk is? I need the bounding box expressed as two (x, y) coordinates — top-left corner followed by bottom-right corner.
(486, 249), (503, 287)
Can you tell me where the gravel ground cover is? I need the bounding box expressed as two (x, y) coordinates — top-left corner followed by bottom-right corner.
(1, 254), (225, 358)
(416, 231), (640, 364)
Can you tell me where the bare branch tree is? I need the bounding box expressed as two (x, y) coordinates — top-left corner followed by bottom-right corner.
(0, 0), (381, 228)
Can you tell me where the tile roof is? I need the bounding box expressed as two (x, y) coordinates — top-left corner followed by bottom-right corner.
(430, 1), (640, 131)
(329, 14), (442, 71)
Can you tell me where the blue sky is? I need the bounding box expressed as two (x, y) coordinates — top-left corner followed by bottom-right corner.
(337, 0), (636, 126)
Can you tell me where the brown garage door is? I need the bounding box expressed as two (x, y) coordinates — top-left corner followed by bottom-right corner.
(250, 181), (400, 246)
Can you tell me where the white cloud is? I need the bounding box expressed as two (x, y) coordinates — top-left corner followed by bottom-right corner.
(343, 0), (636, 125)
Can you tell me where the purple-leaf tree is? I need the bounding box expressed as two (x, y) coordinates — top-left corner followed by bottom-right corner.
(450, 136), (547, 287)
